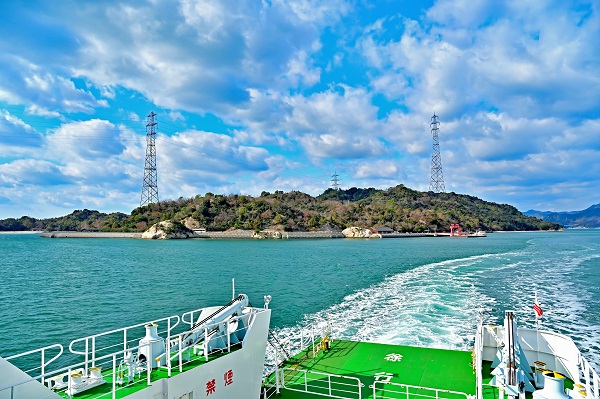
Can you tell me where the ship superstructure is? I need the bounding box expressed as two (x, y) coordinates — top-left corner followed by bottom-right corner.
(0, 294), (270, 399)
(1, 297), (598, 399)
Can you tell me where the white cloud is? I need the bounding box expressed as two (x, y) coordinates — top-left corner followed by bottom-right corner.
(284, 86), (387, 159)
(0, 159), (72, 187)
(63, 0), (351, 115)
(45, 119), (128, 161)
(359, 1), (600, 119)
(0, 111), (44, 152)
(0, 56), (107, 114)
(355, 160), (398, 179)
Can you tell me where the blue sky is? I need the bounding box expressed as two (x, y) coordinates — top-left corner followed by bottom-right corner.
(0, 0), (599, 218)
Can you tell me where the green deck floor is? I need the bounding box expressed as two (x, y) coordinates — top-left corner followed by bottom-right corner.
(268, 339), (477, 399)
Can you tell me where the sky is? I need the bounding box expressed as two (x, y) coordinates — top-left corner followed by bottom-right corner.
(0, 0), (599, 218)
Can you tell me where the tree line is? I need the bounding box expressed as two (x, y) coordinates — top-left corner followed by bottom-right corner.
(0, 185), (562, 233)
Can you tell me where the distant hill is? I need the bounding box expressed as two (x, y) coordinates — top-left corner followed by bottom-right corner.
(525, 204), (600, 228)
(0, 185), (561, 233)
(0, 209), (129, 232)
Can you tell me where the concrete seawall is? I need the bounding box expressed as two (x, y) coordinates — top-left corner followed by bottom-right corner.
(195, 231), (345, 239)
(41, 232), (142, 238)
(39, 231), (436, 239)
(39, 230), (344, 239)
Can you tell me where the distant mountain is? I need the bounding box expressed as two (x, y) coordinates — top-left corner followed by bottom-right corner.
(524, 204), (600, 228)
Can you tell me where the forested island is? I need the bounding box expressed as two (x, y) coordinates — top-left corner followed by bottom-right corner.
(0, 185), (561, 233)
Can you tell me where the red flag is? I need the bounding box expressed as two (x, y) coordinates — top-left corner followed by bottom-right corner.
(534, 302), (543, 317)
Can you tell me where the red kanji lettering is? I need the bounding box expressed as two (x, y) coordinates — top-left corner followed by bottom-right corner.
(206, 379), (216, 395)
(224, 369), (233, 386)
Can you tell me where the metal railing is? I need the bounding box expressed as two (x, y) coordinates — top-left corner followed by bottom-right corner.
(474, 322), (484, 399)
(281, 368), (362, 399)
(5, 343), (63, 386)
(372, 382), (471, 399)
(1, 341), (155, 399)
(3, 303), (263, 399)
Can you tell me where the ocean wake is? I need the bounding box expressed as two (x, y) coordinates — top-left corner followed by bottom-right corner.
(273, 244), (600, 371)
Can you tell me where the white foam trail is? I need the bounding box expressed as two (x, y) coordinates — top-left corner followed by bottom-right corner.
(272, 246), (600, 372)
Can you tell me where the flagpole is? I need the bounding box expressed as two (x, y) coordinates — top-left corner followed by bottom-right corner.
(535, 292), (540, 372)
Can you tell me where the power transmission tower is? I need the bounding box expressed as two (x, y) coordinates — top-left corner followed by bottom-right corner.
(330, 171), (341, 190)
(140, 111), (159, 207)
(429, 113), (446, 193)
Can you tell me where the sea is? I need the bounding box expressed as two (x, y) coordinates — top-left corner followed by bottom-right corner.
(1, 229), (599, 371)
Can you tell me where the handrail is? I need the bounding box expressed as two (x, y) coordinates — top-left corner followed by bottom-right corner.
(372, 381), (470, 399)
(5, 343), (64, 384)
(475, 322), (483, 399)
(0, 340), (152, 393)
(69, 314), (180, 355)
(281, 367), (362, 399)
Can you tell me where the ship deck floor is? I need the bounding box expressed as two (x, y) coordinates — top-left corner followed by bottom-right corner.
(269, 339), (477, 399)
(270, 339), (575, 399)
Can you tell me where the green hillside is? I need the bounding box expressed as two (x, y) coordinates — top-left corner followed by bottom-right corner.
(0, 185), (561, 233)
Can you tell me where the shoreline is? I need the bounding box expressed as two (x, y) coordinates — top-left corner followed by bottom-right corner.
(0, 231), (41, 235)
(2, 229), (563, 239)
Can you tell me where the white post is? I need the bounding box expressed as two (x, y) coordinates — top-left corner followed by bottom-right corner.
(232, 278), (235, 300)
(147, 343), (151, 385)
(92, 336), (96, 368)
(304, 371), (308, 392)
(205, 328), (209, 361)
(124, 329), (127, 352)
(67, 367), (72, 399)
(275, 346), (280, 394)
(227, 322), (231, 353)
(167, 319), (171, 377)
(85, 339), (89, 376)
(112, 354), (116, 399)
(41, 349), (45, 386)
(179, 334), (183, 373)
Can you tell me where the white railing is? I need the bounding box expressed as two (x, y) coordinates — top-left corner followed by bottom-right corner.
(3, 303), (264, 399)
(281, 368), (362, 399)
(5, 343), (63, 385)
(1, 341), (155, 399)
(474, 322), (484, 399)
(372, 382), (471, 399)
(68, 314), (181, 376)
(264, 320), (332, 377)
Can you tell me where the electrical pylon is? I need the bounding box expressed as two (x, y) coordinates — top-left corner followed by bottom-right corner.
(140, 111), (159, 207)
(429, 113), (446, 193)
(331, 171), (341, 190)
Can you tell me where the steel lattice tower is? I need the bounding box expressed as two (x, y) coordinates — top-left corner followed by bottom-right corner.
(330, 171), (341, 190)
(429, 113), (446, 193)
(140, 111), (159, 207)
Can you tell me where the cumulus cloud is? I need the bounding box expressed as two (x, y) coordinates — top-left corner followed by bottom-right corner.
(63, 0), (350, 114)
(0, 159), (73, 187)
(283, 86), (387, 159)
(1, 0), (599, 216)
(355, 159), (398, 179)
(0, 111), (44, 154)
(360, 1), (600, 119)
(0, 56), (107, 114)
(46, 119), (128, 161)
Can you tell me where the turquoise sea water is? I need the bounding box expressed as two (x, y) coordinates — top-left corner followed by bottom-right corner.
(1, 230), (599, 370)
